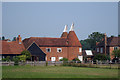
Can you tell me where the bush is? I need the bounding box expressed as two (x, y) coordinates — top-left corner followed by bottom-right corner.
(60, 58), (68, 61)
(72, 58), (80, 61)
(13, 56), (20, 65)
(2, 56), (10, 61)
(93, 54), (110, 62)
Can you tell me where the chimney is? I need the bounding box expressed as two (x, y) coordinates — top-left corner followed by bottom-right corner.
(104, 33), (107, 55)
(16, 35), (22, 44)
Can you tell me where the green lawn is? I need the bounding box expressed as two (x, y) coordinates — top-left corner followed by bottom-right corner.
(2, 65), (119, 78)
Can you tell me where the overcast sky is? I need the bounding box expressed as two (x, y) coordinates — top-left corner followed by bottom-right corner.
(2, 2), (118, 40)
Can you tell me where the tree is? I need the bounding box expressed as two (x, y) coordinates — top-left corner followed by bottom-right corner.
(21, 50), (31, 60)
(118, 35), (120, 37)
(80, 39), (91, 50)
(112, 49), (120, 59)
(2, 36), (5, 40)
(80, 32), (104, 50)
(12, 37), (16, 41)
(88, 32), (104, 50)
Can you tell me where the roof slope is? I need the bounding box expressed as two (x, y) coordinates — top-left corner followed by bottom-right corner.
(97, 37), (120, 47)
(23, 37), (68, 49)
(0, 41), (25, 54)
(67, 31), (82, 47)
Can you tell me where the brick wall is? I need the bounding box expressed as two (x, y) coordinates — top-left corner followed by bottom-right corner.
(40, 47), (82, 61)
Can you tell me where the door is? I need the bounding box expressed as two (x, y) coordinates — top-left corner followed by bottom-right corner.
(78, 56), (83, 61)
(51, 57), (56, 61)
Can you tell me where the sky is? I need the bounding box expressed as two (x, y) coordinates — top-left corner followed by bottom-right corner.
(2, 2), (118, 40)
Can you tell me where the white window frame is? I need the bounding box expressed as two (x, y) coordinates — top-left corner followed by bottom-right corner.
(46, 48), (51, 52)
(59, 57), (63, 61)
(100, 48), (103, 53)
(51, 57), (56, 61)
(79, 48), (82, 52)
(97, 48), (99, 52)
(57, 48), (62, 52)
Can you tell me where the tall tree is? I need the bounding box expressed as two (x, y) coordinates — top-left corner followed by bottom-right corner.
(80, 32), (104, 50)
(88, 32), (104, 50)
(12, 37), (16, 41)
(2, 36), (5, 40)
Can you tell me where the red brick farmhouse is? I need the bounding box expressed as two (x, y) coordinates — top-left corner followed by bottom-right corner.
(1, 23), (83, 61)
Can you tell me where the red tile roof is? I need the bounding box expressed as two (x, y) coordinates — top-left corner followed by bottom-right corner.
(97, 37), (120, 47)
(0, 41), (25, 54)
(67, 31), (82, 47)
(23, 37), (69, 49)
(61, 32), (68, 38)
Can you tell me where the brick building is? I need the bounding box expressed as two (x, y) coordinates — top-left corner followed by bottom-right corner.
(96, 34), (120, 60)
(1, 23), (83, 61)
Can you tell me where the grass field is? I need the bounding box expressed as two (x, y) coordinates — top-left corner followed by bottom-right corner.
(2, 65), (119, 78)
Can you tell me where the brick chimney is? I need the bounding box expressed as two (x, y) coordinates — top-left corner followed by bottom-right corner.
(104, 33), (107, 55)
(16, 35), (22, 44)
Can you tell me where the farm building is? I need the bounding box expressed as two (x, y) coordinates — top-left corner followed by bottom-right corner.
(0, 23), (83, 61)
(96, 34), (120, 60)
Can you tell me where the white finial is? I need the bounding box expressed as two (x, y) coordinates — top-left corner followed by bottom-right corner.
(70, 22), (74, 31)
(63, 25), (67, 32)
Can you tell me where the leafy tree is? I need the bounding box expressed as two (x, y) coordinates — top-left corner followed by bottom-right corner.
(2, 36), (5, 40)
(80, 32), (104, 50)
(88, 32), (104, 50)
(112, 49), (120, 59)
(12, 37), (16, 41)
(118, 35), (120, 37)
(21, 50), (31, 60)
(80, 39), (91, 50)
(111, 35), (114, 37)
(0, 37), (1, 40)
(93, 54), (110, 61)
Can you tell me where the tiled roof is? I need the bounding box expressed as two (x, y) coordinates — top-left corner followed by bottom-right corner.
(97, 37), (120, 47)
(23, 31), (82, 49)
(67, 31), (82, 47)
(61, 32), (68, 38)
(23, 37), (69, 49)
(0, 41), (25, 54)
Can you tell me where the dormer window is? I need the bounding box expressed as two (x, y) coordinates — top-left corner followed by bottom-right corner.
(46, 48), (51, 52)
(57, 48), (62, 52)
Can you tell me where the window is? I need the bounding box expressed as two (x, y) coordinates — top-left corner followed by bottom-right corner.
(51, 57), (56, 61)
(100, 48), (103, 53)
(114, 47), (118, 50)
(97, 48), (99, 52)
(59, 57), (63, 61)
(46, 48), (51, 52)
(79, 48), (82, 52)
(57, 48), (62, 52)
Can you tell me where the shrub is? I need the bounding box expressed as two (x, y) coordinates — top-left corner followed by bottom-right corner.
(93, 54), (110, 61)
(13, 56), (20, 65)
(72, 58), (80, 61)
(60, 58), (68, 61)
